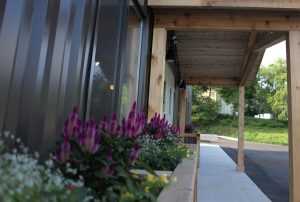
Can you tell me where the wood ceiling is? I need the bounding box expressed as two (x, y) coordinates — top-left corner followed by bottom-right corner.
(174, 30), (285, 86)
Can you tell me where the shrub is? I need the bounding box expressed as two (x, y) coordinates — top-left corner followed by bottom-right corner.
(192, 96), (220, 126)
(139, 114), (189, 171)
(138, 136), (189, 171)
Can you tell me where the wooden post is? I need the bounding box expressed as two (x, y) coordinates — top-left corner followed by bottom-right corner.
(237, 86), (245, 172)
(287, 31), (300, 202)
(179, 88), (187, 136)
(148, 28), (167, 119)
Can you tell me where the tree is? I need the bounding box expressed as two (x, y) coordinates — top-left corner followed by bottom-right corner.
(192, 86), (220, 126)
(259, 58), (287, 120)
(216, 81), (269, 116)
(216, 87), (238, 111)
(192, 59), (288, 122)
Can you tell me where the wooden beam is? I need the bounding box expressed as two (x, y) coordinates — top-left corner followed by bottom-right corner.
(186, 77), (239, 86)
(149, 0), (300, 10)
(237, 86), (245, 172)
(243, 50), (265, 85)
(239, 32), (257, 86)
(154, 10), (300, 31)
(287, 31), (300, 202)
(148, 28), (167, 119)
(178, 88), (187, 136)
(254, 32), (286, 52)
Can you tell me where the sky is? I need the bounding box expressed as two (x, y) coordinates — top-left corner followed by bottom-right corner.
(260, 41), (286, 67)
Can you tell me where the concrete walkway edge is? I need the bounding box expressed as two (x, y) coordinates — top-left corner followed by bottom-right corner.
(198, 143), (271, 202)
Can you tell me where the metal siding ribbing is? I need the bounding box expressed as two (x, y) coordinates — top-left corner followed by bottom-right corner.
(0, 0), (97, 155)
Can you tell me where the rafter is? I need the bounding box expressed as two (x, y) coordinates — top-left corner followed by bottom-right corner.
(239, 32), (257, 86)
(254, 32), (286, 52)
(149, 0), (300, 10)
(186, 77), (239, 86)
(154, 10), (300, 31)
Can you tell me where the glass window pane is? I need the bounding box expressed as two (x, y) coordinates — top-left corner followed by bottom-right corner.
(120, 6), (142, 117)
(137, 0), (145, 6)
(89, 0), (123, 120)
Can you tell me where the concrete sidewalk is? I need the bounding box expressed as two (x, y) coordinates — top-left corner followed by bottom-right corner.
(198, 143), (271, 202)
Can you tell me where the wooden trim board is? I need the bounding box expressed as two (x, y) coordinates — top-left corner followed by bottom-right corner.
(149, 0), (300, 10)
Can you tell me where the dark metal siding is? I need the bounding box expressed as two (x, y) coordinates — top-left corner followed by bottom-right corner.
(0, 0), (97, 155)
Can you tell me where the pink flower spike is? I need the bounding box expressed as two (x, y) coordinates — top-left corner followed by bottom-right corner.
(55, 139), (71, 163)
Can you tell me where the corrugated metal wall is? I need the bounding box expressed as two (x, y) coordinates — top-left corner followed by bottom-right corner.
(0, 0), (97, 155)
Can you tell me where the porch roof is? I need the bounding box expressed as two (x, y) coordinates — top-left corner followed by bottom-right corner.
(149, 7), (292, 86)
(175, 30), (285, 86)
(148, 0), (300, 10)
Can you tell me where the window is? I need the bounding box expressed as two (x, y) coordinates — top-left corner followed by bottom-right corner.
(88, 0), (148, 120)
(169, 88), (172, 114)
(88, 0), (124, 120)
(137, 0), (146, 6)
(119, 2), (142, 117)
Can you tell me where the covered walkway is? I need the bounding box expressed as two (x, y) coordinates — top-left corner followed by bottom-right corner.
(198, 143), (271, 202)
(147, 2), (300, 201)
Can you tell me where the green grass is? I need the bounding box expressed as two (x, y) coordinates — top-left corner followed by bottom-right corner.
(197, 116), (288, 145)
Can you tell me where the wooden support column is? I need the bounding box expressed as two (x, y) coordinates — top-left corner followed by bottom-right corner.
(287, 31), (300, 202)
(179, 88), (187, 136)
(237, 86), (245, 172)
(148, 28), (167, 119)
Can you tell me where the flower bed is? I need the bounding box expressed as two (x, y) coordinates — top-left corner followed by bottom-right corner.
(0, 132), (91, 202)
(0, 103), (196, 201)
(138, 113), (190, 171)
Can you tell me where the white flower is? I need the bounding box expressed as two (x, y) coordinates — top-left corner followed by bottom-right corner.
(34, 152), (39, 158)
(3, 131), (9, 138)
(0, 132), (96, 201)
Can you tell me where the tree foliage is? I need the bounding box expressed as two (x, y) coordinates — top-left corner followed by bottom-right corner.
(192, 86), (220, 125)
(193, 58), (288, 121)
(259, 58), (287, 120)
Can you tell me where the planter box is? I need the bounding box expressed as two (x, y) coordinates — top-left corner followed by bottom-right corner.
(130, 169), (173, 178)
(157, 133), (199, 202)
(131, 133), (200, 202)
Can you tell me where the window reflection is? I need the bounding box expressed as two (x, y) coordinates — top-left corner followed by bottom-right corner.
(120, 4), (142, 117)
(89, 0), (122, 120)
(137, 0), (145, 6)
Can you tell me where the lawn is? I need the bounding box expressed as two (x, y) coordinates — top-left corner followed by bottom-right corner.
(198, 116), (288, 145)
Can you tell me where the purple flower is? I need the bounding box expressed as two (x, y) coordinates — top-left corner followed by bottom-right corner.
(64, 107), (81, 139)
(99, 102), (146, 139)
(169, 125), (180, 135)
(106, 148), (113, 162)
(146, 113), (180, 139)
(55, 138), (71, 163)
(99, 116), (109, 132)
(121, 102), (146, 138)
(80, 120), (100, 154)
(102, 164), (115, 176)
(129, 144), (141, 165)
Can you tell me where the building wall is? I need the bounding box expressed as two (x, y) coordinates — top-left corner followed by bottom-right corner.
(201, 89), (234, 115)
(0, 0), (151, 155)
(219, 98), (234, 115)
(0, 0), (97, 155)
